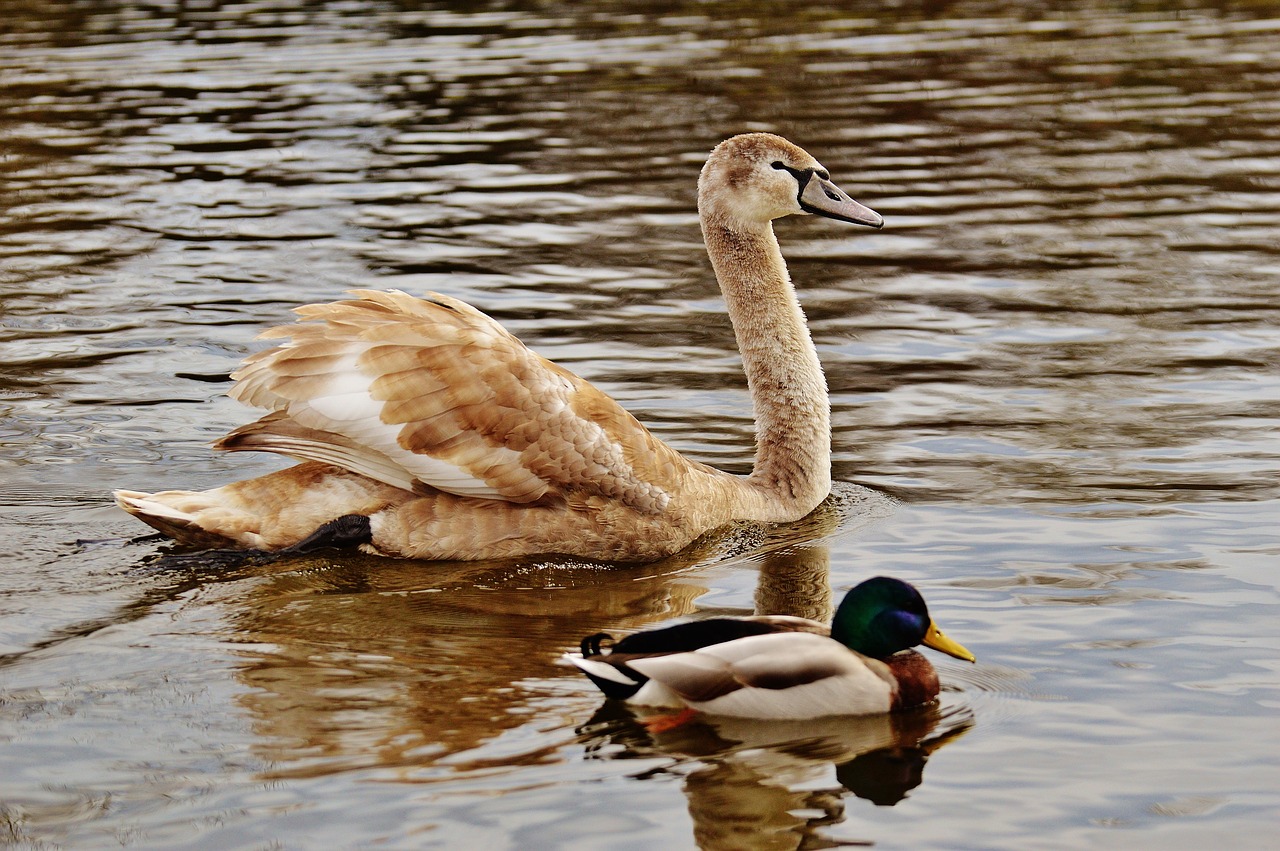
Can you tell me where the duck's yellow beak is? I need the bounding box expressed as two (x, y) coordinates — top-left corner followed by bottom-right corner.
(923, 621), (976, 663)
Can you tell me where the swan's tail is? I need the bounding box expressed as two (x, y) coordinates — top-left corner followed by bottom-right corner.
(113, 462), (409, 552)
(114, 489), (247, 549)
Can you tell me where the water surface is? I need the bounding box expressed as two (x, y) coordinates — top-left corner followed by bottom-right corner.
(2, 2), (1278, 848)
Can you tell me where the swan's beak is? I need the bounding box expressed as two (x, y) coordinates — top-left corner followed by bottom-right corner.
(799, 173), (884, 228)
(922, 620), (976, 663)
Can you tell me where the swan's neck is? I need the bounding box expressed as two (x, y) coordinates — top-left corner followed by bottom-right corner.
(701, 215), (831, 520)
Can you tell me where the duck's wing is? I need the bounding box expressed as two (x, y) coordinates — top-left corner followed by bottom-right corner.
(217, 289), (680, 510)
(626, 632), (895, 718)
(607, 615), (826, 656)
(567, 617), (795, 701)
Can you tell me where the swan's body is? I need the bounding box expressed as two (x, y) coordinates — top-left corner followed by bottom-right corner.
(567, 577), (976, 719)
(115, 133), (883, 561)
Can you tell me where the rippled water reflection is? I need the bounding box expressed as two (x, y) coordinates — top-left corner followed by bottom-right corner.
(2, 1), (1278, 848)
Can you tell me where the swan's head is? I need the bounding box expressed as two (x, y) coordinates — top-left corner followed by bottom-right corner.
(698, 133), (883, 230)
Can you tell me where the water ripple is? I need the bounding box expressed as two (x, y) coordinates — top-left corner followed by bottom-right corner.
(3, 3), (1280, 848)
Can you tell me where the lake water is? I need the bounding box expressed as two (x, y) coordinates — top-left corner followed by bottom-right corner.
(2, 1), (1278, 848)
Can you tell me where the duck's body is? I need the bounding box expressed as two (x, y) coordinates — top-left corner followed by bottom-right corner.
(568, 577), (975, 719)
(115, 133), (884, 561)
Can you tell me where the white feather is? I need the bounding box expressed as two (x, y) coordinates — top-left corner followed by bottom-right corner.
(113, 490), (193, 522)
(564, 654), (638, 687)
(283, 350), (511, 499)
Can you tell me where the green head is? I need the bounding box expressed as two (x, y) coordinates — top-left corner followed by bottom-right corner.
(830, 576), (975, 662)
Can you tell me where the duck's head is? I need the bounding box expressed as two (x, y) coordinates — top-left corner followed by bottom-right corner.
(831, 576), (976, 662)
(698, 132), (884, 229)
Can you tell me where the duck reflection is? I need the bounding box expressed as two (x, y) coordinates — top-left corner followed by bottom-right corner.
(580, 700), (972, 849)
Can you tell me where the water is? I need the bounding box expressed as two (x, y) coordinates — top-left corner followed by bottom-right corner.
(2, 1), (1278, 847)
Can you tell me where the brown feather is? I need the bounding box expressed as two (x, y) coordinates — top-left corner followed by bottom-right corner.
(885, 651), (940, 710)
(735, 656), (850, 691)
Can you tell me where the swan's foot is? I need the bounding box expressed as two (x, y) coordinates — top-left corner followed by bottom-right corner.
(73, 533), (168, 548)
(281, 514), (373, 554)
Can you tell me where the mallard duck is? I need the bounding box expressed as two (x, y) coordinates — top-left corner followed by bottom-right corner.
(567, 576), (975, 719)
(114, 133), (884, 561)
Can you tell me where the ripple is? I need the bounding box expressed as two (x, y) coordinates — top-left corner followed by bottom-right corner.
(3, 2), (1280, 848)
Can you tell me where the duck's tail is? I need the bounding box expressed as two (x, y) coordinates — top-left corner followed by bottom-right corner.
(562, 651), (648, 700)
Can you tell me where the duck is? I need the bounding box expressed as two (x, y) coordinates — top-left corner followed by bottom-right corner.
(567, 576), (975, 719)
(114, 133), (884, 561)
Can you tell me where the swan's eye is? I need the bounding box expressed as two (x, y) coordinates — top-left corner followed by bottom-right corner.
(771, 161), (786, 170)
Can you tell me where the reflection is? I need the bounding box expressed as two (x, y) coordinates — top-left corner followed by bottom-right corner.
(748, 480), (895, 621)
(227, 551), (712, 778)
(754, 543), (833, 622)
(580, 699), (973, 849)
(207, 486), (882, 779)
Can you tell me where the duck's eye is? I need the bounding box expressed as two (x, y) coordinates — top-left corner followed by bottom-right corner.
(771, 161), (786, 170)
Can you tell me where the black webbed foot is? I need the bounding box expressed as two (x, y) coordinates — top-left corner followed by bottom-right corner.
(282, 514), (373, 554)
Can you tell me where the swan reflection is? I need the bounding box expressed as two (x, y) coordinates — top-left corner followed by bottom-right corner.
(203, 494), (879, 776)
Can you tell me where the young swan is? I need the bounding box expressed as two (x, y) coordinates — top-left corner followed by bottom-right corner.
(115, 133), (884, 561)
(567, 576), (976, 719)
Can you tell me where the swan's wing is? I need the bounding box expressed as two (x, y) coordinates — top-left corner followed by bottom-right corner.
(217, 289), (676, 510)
(627, 632), (895, 718)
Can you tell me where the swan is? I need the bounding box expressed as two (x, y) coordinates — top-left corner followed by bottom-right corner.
(115, 133), (883, 561)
